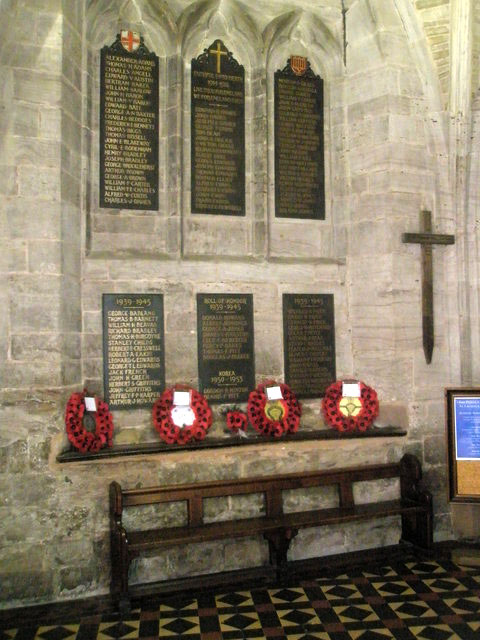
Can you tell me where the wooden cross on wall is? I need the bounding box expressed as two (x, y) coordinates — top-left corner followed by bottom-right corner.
(402, 210), (455, 364)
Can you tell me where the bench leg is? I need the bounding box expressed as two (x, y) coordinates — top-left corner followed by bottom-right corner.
(401, 508), (434, 551)
(110, 529), (132, 614)
(264, 528), (298, 584)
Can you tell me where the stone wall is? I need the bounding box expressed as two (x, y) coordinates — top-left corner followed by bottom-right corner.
(0, 0), (476, 608)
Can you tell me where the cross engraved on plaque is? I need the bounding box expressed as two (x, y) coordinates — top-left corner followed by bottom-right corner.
(209, 40), (228, 73)
(402, 210), (455, 364)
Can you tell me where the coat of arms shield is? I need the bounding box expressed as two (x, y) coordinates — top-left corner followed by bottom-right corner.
(290, 55), (307, 76)
(120, 30), (140, 53)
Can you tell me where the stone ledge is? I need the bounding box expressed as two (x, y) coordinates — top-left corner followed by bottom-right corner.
(56, 425), (406, 463)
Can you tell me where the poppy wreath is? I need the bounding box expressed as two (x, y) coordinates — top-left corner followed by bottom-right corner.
(247, 382), (301, 437)
(225, 409), (248, 433)
(152, 386), (212, 445)
(65, 391), (114, 453)
(322, 380), (379, 432)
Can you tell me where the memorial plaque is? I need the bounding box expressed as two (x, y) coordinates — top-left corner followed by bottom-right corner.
(103, 293), (165, 409)
(197, 293), (255, 403)
(191, 39), (245, 216)
(283, 294), (335, 398)
(275, 56), (324, 219)
(100, 32), (159, 210)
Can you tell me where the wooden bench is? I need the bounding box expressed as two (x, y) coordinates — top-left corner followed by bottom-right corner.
(110, 453), (432, 612)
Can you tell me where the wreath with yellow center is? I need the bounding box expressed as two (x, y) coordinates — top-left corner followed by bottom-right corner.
(247, 381), (301, 437)
(322, 380), (379, 432)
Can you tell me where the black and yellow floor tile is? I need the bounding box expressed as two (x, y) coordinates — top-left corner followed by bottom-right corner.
(2, 558), (480, 639)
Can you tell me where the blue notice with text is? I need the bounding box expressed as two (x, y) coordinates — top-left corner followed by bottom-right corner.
(454, 396), (480, 459)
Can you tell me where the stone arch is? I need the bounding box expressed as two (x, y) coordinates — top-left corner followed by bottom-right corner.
(178, 0), (265, 258)
(84, 0), (178, 257)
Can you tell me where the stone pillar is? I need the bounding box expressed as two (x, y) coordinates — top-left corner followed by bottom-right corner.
(0, 0), (83, 599)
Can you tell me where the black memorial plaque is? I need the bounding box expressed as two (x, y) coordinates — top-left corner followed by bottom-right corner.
(100, 33), (159, 210)
(191, 39), (245, 216)
(283, 293), (335, 398)
(275, 57), (324, 219)
(103, 293), (165, 409)
(197, 293), (255, 403)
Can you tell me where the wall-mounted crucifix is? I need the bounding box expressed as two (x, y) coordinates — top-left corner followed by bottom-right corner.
(402, 210), (455, 364)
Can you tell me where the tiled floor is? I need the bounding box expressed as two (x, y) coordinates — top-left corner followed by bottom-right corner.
(2, 558), (480, 639)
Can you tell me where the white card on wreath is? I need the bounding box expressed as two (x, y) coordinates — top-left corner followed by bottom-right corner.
(342, 382), (361, 398)
(173, 391), (191, 406)
(85, 397), (97, 412)
(171, 406), (195, 428)
(266, 386), (283, 400)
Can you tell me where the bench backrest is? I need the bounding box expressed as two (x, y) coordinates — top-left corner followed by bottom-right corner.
(110, 455), (422, 528)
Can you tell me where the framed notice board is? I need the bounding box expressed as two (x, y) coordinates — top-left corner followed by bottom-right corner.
(446, 388), (480, 502)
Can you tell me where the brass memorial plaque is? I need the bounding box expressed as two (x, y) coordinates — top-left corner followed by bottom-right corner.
(100, 33), (159, 210)
(283, 294), (335, 398)
(197, 293), (255, 403)
(191, 40), (245, 216)
(103, 294), (165, 409)
(274, 57), (324, 219)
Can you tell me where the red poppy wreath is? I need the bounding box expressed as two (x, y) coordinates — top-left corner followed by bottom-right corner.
(65, 391), (114, 453)
(225, 409), (248, 433)
(247, 382), (301, 437)
(152, 386), (212, 445)
(322, 380), (379, 432)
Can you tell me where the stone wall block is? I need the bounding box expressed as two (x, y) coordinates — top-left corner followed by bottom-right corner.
(10, 294), (60, 331)
(62, 81), (82, 124)
(5, 439), (28, 473)
(39, 107), (62, 140)
(7, 43), (62, 75)
(348, 95), (411, 121)
(183, 219), (251, 257)
(345, 68), (398, 105)
(11, 334), (61, 362)
(90, 232), (168, 257)
(93, 213), (156, 235)
(164, 332), (198, 385)
(28, 239), (61, 274)
(269, 222), (323, 258)
(0, 544), (53, 601)
(61, 143), (81, 178)
(82, 280), (110, 311)
(60, 171), (80, 206)
(0, 165), (18, 196)
(123, 502), (186, 531)
(29, 437), (52, 471)
(10, 274), (61, 296)
(14, 69), (62, 105)
(289, 524), (345, 561)
(284, 485), (338, 512)
(82, 357), (103, 381)
(18, 166), (60, 200)
(13, 103), (40, 137)
(3, 361), (63, 388)
(0, 240), (27, 273)
(82, 333), (102, 360)
(369, 168), (435, 194)
(9, 473), (57, 507)
(344, 516), (400, 551)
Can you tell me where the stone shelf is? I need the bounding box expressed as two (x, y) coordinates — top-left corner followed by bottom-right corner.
(56, 425), (406, 463)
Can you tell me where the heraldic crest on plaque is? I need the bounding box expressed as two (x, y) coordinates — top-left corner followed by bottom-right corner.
(106, 30), (153, 57)
(278, 54), (316, 79)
